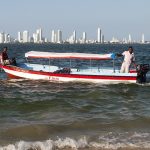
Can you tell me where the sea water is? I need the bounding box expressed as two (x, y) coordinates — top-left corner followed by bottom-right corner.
(0, 43), (150, 150)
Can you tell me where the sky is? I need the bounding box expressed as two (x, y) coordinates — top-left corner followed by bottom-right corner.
(0, 0), (150, 41)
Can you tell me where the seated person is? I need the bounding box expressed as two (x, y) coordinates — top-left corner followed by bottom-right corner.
(1, 47), (16, 65)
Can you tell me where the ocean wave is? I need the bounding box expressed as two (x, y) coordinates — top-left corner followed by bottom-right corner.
(1, 132), (150, 150)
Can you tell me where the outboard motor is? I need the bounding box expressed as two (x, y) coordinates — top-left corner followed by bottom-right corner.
(136, 64), (150, 83)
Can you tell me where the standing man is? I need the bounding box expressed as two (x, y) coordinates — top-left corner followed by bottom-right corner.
(117, 46), (136, 73)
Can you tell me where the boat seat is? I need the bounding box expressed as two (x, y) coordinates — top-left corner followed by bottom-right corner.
(53, 68), (71, 74)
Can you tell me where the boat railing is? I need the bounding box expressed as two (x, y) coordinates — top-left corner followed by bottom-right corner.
(25, 52), (124, 74)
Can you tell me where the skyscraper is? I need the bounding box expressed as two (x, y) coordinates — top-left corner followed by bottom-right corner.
(36, 28), (42, 43)
(38, 28), (42, 42)
(97, 28), (102, 43)
(128, 34), (132, 43)
(23, 30), (29, 43)
(51, 30), (55, 43)
(101, 34), (104, 43)
(54, 32), (57, 43)
(33, 33), (38, 43)
(73, 30), (76, 43)
(7, 34), (11, 43)
(57, 30), (62, 43)
(18, 32), (22, 42)
(4, 34), (10, 43)
(142, 34), (145, 43)
(0, 32), (5, 43)
(82, 32), (86, 43)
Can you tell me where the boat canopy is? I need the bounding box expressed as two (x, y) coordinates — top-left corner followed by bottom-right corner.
(25, 51), (115, 60)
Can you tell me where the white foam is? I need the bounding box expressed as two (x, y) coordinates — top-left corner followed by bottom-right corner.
(0, 137), (88, 150)
(0, 144), (16, 150)
(0, 133), (150, 150)
(54, 137), (88, 149)
(16, 140), (54, 150)
(0, 140), (54, 150)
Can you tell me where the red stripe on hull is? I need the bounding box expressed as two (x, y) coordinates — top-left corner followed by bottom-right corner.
(7, 73), (23, 79)
(3, 65), (137, 81)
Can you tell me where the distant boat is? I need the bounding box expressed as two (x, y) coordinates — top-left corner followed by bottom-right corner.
(0, 51), (149, 83)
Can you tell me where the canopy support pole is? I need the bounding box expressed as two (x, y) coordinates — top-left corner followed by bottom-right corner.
(70, 59), (72, 68)
(49, 59), (51, 72)
(113, 59), (115, 73)
(26, 58), (28, 63)
(90, 59), (92, 71)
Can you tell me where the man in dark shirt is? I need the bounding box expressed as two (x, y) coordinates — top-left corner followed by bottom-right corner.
(2, 47), (9, 60)
(1, 47), (10, 65)
(1, 47), (11, 65)
(1, 47), (17, 65)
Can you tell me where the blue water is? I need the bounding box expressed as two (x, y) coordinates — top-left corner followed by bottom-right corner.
(0, 43), (150, 150)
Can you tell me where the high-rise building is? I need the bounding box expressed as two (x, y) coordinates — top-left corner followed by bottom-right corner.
(122, 38), (127, 44)
(67, 30), (77, 44)
(40, 28), (42, 42)
(110, 36), (119, 43)
(44, 38), (48, 43)
(33, 33), (38, 43)
(34, 28), (43, 43)
(82, 32), (86, 43)
(97, 28), (102, 43)
(0, 33), (11, 43)
(0, 32), (5, 43)
(7, 34), (11, 43)
(51, 30), (55, 43)
(38, 28), (42, 42)
(18, 32), (22, 42)
(54, 32), (57, 43)
(101, 34), (104, 43)
(128, 34), (132, 43)
(57, 30), (62, 43)
(4, 34), (10, 43)
(73, 30), (76, 43)
(142, 34), (145, 43)
(23, 30), (29, 43)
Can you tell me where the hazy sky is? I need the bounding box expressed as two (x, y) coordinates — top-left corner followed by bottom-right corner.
(0, 0), (150, 41)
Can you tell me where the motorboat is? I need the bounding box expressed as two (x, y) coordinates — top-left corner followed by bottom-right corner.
(0, 51), (149, 83)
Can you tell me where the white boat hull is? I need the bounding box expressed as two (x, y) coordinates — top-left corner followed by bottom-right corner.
(1, 65), (137, 84)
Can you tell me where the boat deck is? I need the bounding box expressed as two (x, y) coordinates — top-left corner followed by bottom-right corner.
(18, 63), (137, 77)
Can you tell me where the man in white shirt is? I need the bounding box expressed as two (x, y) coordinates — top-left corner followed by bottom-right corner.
(117, 46), (136, 73)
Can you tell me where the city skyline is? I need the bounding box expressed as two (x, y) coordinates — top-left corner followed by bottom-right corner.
(0, 27), (147, 44)
(0, 0), (150, 40)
